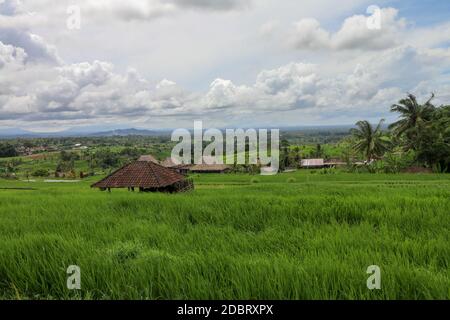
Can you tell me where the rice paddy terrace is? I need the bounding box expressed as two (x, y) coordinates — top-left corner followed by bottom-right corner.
(0, 172), (449, 299)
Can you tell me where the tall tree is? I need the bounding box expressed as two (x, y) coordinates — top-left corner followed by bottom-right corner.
(413, 105), (450, 172)
(351, 120), (390, 162)
(389, 93), (436, 148)
(0, 143), (18, 158)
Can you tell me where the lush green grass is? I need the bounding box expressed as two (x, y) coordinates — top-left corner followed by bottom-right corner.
(0, 171), (449, 300)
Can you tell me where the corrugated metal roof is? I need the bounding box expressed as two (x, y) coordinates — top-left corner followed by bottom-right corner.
(301, 159), (324, 167)
(91, 161), (185, 189)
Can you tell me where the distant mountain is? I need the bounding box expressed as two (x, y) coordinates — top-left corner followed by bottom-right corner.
(0, 124), (390, 139)
(0, 128), (81, 138)
(0, 128), (35, 137)
(0, 127), (171, 138)
(88, 128), (167, 137)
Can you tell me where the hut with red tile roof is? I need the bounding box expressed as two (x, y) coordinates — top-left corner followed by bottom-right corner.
(91, 161), (193, 193)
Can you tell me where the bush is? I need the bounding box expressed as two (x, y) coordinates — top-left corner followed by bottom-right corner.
(0, 143), (18, 158)
(319, 168), (336, 175)
(32, 169), (49, 177)
(383, 150), (416, 173)
(250, 177), (260, 184)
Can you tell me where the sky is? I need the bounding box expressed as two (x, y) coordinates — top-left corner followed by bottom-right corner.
(1, 0), (450, 132)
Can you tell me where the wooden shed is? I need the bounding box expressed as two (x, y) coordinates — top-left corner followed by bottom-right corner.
(91, 161), (193, 193)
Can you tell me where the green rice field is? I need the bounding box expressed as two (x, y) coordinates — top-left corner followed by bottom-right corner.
(0, 171), (449, 299)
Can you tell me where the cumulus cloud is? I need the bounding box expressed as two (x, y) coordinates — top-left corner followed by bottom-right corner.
(291, 19), (330, 50)
(1, 2), (450, 129)
(71, 0), (251, 21)
(2, 42), (450, 125)
(0, 29), (60, 63)
(173, 0), (250, 11)
(291, 8), (405, 51)
(0, 40), (27, 68)
(0, 0), (46, 30)
(259, 20), (280, 38)
(0, 0), (59, 63)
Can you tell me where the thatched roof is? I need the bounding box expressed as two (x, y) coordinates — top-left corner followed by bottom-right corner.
(91, 161), (186, 189)
(138, 155), (159, 164)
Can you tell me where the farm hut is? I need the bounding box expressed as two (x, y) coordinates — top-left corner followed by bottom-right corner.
(171, 164), (193, 175)
(91, 161), (194, 193)
(138, 155), (160, 164)
(324, 159), (346, 168)
(189, 164), (231, 174)
(300, 159), (325, 169)
(188, 156), (230, 174)
(161, 157), (193, 175)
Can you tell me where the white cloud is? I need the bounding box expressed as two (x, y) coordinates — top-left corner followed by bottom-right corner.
(2, 41), (450, 126)
(259, 19), (280, 39)
(173, 0), (251, 11)
(291, 19), (330, 50)
(1, 2), (450, 129)
(291, 8), (406, 51)
(38, 0), (252, 23)
(0, 0), (59, 63)
(58, 61), (114, 88)
(0, 40), (27, 68)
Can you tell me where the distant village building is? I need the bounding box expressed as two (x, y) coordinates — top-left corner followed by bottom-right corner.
(161, 157), (192, 175)
(91, 160), (193, 193)
(162, 155), (231, 174)
(301, 158), (346, 169)
(301, 159), (325, 169)
(190, 156), (231, 174)
(17, 145), (57, 156)
(190, 164), (231, 174)
(324, 159), (346, 167)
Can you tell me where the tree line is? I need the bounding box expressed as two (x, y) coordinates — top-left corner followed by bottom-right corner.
(351, 93), (450, 173)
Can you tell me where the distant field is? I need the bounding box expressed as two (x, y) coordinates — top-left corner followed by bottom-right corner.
(0, 172), (449, 299)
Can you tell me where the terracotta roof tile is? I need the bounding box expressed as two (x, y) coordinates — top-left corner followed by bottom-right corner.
(91, 161), (186, 189)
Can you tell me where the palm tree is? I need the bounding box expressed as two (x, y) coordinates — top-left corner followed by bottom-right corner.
(351, 119), (390, 162)
(389, 93), (435, 138)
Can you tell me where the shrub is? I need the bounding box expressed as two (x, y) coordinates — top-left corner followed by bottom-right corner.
(0, 143), (18, 158)
(250, 177), (260, 184)
(32, 169), (49, 177)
